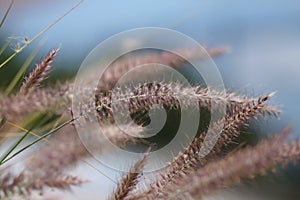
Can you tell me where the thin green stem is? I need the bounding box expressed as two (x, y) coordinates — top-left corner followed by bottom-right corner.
(0, 37), (12, 56)
(4, 44), (41, 95)
(0, 128), (31, 165)
(0, 0), (15, 29)
(0, 0), (84, 70)
(0, 116), (81, 165)
(0, 113), (50, 164)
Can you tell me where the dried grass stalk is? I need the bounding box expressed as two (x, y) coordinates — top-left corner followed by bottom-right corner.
(131, 93), (277, 199)
(97, 47), (228, 93)
(111, 151), (149, 200)
(0, 84), (71, 119)
(0, 172), (84, 198)
(95, 83), (280, 122)
(162, 127), (295, 199)
(19, 48), (59, 94)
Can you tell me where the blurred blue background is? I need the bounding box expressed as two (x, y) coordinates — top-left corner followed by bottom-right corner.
(2, 0), (299, 135)
(1, 0), (300, 199)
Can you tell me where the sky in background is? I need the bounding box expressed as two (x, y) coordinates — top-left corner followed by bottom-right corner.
(3, 0), (299, 131)
(1, 1), (300, 198)
(1, 0), (299, 57)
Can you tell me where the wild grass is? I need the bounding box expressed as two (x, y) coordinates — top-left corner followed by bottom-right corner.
(0, 1), (299, 200)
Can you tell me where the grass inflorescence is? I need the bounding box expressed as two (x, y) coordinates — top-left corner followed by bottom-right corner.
(0, 2), (299, 200)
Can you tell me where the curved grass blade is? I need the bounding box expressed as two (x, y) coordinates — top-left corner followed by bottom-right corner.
(0, 117), (78, 165)
(0, 0), (84, 70)
(0, 116), (6, 129)
(0, 37), (12, 56)
(0, 0), (15, 30)
(4, 44), (41, 95)
(0, 112), (51, 164)
(0, 127), (31, 165)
